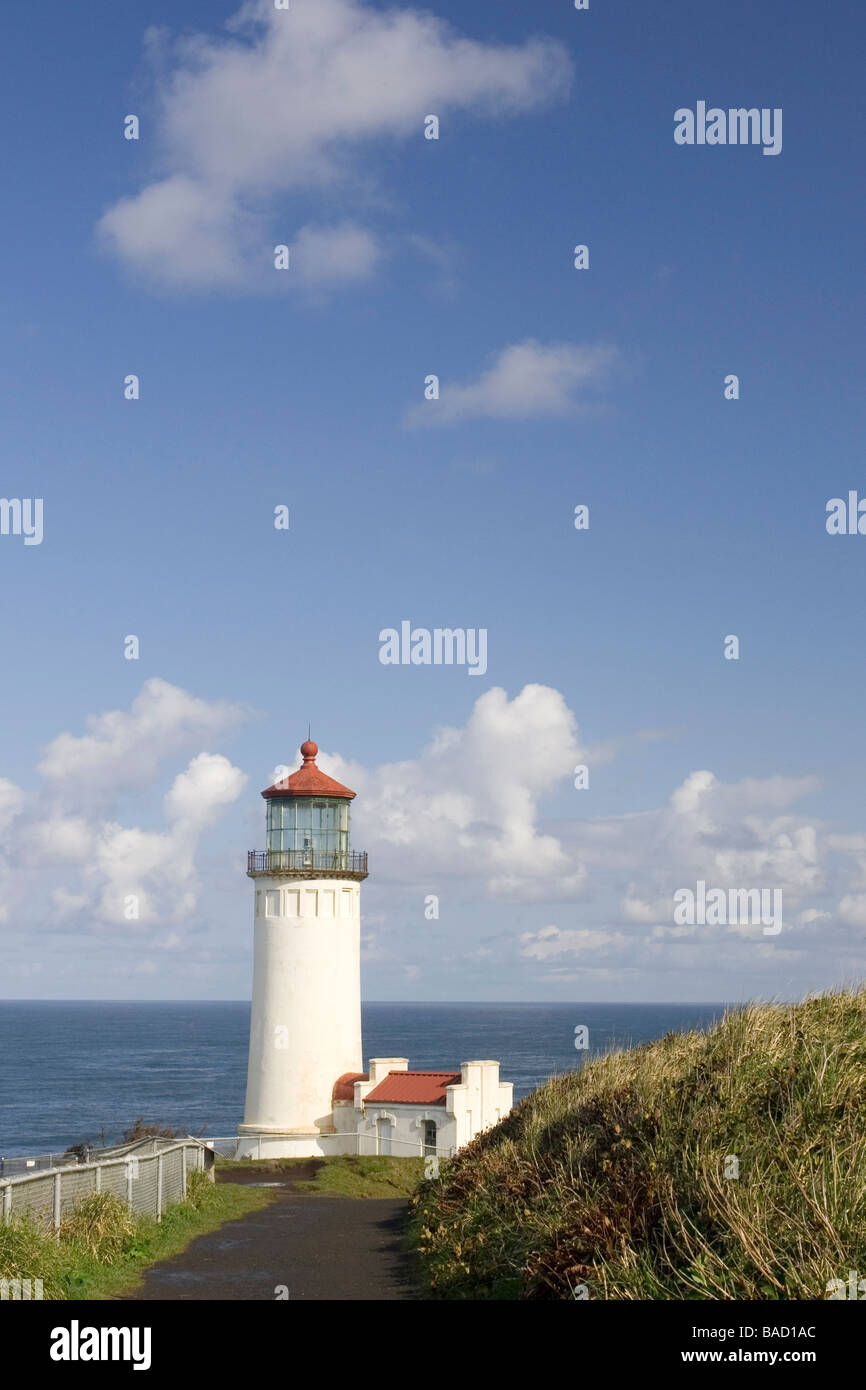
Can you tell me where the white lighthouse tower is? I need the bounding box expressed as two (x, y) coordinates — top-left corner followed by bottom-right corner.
(237, 738), (368, 1158)
(235, 735), (514, 1161)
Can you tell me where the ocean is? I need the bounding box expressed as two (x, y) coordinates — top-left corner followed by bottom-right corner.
(0, 1001), (727, 1158)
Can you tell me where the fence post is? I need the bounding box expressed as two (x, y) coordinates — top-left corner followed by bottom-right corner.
(95, 1165), (101, 1194)
(2, 1185), (10, 1222)
(127, 1160), (134, 1208)
(156, 1153), (163, 1222)
(53, 1172), (61, 1234)
(181, 1145), (187, 1198)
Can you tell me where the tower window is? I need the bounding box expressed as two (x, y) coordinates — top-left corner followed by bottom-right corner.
(423, 1120), (437, 1155)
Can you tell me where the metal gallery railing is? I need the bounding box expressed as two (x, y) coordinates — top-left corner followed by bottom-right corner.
(247, 849), (368, 875)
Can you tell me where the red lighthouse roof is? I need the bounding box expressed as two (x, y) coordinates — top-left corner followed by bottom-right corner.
(363, 1071), (462, 1106)
(333, 1072), (369, 1103)
(261, 740), (356, 800)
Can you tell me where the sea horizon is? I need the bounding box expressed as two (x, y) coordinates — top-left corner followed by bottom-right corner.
(0, 999), (730, 1157)
(1, 997), (736, 1005)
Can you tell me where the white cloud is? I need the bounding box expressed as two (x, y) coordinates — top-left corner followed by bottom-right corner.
(321, 683), (586, 897)
(155, 933), (183, 950)
(838, 896), (866, 929)
(312, 691), (848, 940)
(51, 888), (89, 918)
(607, 771), (824, 933)
(164, 753), (248, 830)
(98, 175), (253, 288)
(289, 221), (382, 286)
(520, 925), (628, 960)
(405, 340), (619, 427)
(98, 0), (571, 289)
(5, 676), (866, 995)
(621, 888), (668, 923)
(82, 753), (247, 924)
(38, 677), (244, 810)
(29, 816), (94, 863)
(0, 778), (25, 831)
(2, 682), (247, 928)
(669, 768), (717, 816)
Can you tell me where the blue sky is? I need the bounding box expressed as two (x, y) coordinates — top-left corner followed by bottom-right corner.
(1, 0), (865, 1002)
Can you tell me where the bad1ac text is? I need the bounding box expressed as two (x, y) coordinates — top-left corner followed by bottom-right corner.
(693, 1327), (815, 1341)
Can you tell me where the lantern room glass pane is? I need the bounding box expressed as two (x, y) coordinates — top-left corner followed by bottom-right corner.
(266, 797), (350, 859)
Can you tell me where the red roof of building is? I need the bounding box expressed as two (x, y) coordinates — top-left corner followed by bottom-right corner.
(363, 1071), (462, 1106)
(262, 740), (356, 800)
(333, 1072), (368, 1103)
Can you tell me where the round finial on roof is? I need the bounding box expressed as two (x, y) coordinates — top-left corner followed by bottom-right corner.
(300, 739), (318, 763)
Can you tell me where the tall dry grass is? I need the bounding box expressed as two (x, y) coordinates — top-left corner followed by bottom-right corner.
(409, 986), (866, 1299)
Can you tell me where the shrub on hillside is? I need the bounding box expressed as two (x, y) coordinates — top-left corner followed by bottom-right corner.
(0, 1216), (66, 1299)
(58, 1192), (137, 1262)
(121, 1118), (182, 1143)
(184, 1169), (217, 1210)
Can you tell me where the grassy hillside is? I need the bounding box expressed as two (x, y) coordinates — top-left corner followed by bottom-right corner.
(408, 986), (866, 1300)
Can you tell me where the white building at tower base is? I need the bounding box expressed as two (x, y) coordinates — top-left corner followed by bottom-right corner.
(237, 1056), (512, 1160)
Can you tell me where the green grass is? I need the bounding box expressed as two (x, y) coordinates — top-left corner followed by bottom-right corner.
(0, 1170), (274, 1300)
(214, 1155), (303, 1172)
(408, 985), (866, 1300)
(215, 1154), (424, 1198)
(293, 1156), (424, 1198)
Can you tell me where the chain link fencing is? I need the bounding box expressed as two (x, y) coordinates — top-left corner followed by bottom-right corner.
(0, 1136), (213, 1231)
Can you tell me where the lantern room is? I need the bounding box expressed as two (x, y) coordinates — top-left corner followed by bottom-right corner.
(248, 739), (367, 879)
(266, 795), (349, 859)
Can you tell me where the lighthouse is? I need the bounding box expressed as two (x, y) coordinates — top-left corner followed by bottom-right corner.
(237, 739), (367, 1158)
(236, 736), (514, 1160)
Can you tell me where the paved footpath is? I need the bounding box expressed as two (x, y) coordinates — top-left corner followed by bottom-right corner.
(123, 1165), (418, 1301)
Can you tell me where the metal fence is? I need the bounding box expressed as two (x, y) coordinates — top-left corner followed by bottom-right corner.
(0, 1151), (81, 1178)
(0, 1136), (213, 1231)
(204, 1137), (244, 1158)
(204, 1134), (455, 1159)
(0, 1133), (179, 1178)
